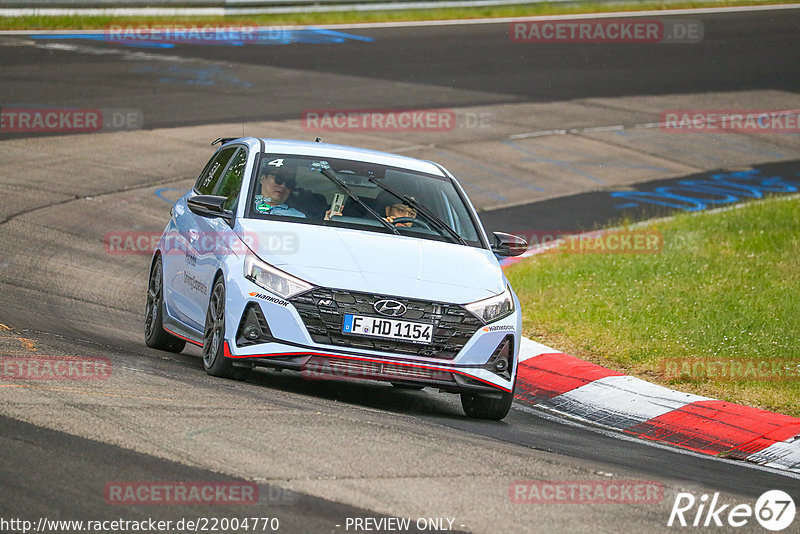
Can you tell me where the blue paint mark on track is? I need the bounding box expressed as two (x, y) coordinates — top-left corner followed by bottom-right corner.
(32, 28), (374, 48)
(611, 169), (800, 212)
(155, 187), (184, 204)
(478, 162), (800, 238)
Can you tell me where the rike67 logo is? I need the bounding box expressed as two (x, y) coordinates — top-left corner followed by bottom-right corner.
(668, 490), (796, 531)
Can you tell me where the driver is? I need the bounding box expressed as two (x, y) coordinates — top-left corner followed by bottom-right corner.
(383, 201), (417, 227)
(325, 190), (418, 227)
(376, 191), (417, 227)
(254, 167), (306, 218)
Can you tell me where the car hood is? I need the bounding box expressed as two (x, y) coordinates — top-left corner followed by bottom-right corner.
(237, 219), (504, 303)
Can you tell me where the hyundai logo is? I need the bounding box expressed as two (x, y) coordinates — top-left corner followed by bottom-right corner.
(373, 299), (407, 317)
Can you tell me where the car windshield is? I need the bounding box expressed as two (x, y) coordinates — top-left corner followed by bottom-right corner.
(245, 154), (483, 247)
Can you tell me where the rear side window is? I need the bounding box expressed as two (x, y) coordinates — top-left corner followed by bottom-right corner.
(195, 147), (237, 195)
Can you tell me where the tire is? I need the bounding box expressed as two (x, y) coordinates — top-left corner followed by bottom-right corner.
(202, 277), (250, 381)
(144, 256), (186, 353)
(460, 388), (514, 420)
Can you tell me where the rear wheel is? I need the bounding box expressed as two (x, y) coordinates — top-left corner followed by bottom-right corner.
(460, 388), (514, 420)
(203, 277), (249, 381)
(144, 256), (185, 353)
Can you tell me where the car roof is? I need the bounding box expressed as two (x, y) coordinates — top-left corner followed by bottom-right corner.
(230, 138), (446, 177)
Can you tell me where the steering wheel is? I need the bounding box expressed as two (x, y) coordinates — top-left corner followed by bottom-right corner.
(391, 217), (431, 229)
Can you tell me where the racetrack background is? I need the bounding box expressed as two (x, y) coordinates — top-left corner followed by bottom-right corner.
(1, 6), (799, 533)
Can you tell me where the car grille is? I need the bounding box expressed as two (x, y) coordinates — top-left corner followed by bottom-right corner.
(289, 288), (482, 360)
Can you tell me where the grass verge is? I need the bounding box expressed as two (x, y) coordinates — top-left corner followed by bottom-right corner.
(505, 195), (800, 417)
(0, 0), (796, 30)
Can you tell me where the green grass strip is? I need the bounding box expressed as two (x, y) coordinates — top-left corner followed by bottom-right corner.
(1, 0), (795, 31)
(506, 195), (800, 416)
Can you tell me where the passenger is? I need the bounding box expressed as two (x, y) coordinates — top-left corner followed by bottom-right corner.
(254, 169), (305, 218)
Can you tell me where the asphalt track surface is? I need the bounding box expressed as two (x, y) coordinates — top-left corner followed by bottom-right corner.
(1, 9), (798, 130)
(1, 8), (800, 534)
(478, 159), (800, 233)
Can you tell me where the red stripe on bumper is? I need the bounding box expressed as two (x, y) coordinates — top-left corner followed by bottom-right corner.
(164, 327), (202, 347)
(513, 353), (624, 404)
(223, 342), (510, 392)
(625, 400), (800, 456)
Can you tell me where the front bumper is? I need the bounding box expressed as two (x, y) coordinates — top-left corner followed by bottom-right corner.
(224, 340), (512, 394)
(223, 278), (520, 393)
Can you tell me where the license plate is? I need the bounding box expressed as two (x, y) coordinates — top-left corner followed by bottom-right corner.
(342, 314), (433, 343)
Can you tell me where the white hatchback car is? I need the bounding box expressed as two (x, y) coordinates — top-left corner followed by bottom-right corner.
(145, 138), (527, 419)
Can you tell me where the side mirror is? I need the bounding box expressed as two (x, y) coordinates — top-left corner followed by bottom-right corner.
(187, 195), (234, 226)
(491, 232), (528, 257)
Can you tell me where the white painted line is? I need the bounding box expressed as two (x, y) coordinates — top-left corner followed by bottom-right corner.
(582, 124), (625, 133)
(34, 43), (77, 52)
(509, 129), (565, 139)
(745, 438), (800, 471)
(0, 38), (35, 46)
(507, 108), (800, 142)
(32, 41), (193, 62)
(546, 374), (710, 428)
(392, 143), (437, 153)
(513, 401), (800, 479)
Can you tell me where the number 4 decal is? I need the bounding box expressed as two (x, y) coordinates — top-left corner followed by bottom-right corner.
(267, 158), (284, 167)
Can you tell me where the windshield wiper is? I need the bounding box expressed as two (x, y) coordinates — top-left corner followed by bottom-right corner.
(320, 168), (400, 235)
(367, 177), (467, 246)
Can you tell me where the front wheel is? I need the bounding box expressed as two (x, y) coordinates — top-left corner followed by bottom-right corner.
(144, 256), (186, 353)
(460, 388), (514, 420)
(203, 277), (249, 381)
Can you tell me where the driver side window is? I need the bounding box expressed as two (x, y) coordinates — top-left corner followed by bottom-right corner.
(213, 148), (248, 211)
(195, 147), (237, 195)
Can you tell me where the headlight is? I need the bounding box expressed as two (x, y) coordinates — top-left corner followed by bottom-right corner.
(244, 252), (313, 299)
(465, 286), (514, 324)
